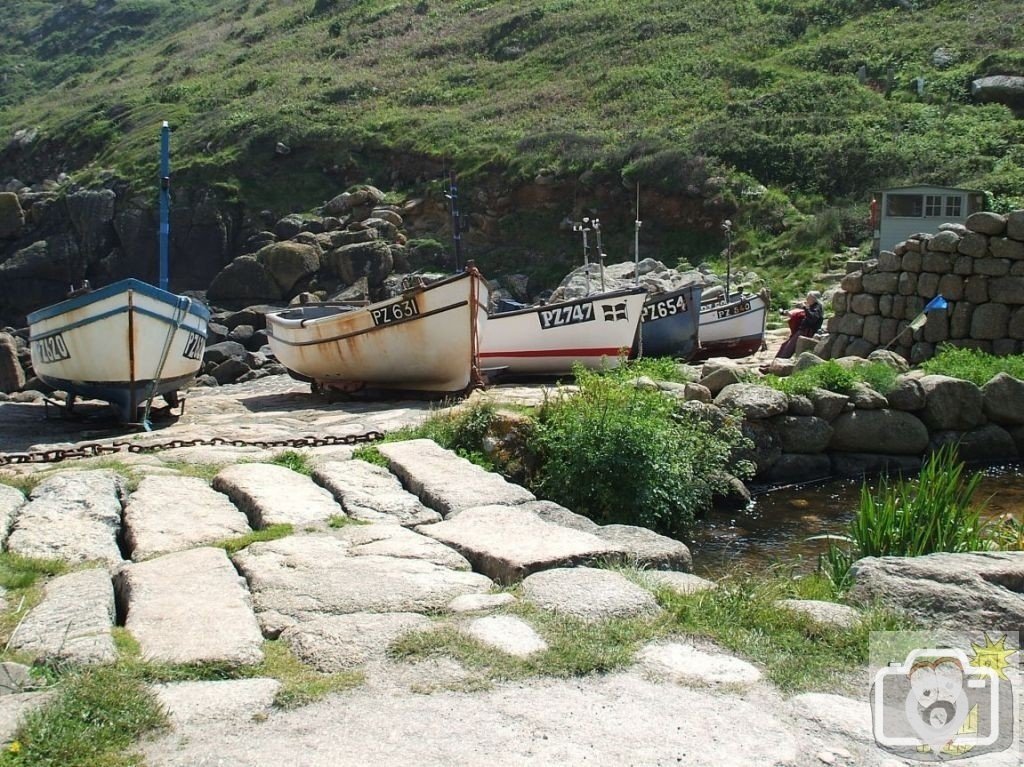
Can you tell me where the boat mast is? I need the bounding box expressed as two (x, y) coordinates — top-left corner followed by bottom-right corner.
(593, 217), (606, 292)
(572, 217), (593, 295)
(722, 219), (733, 299)
(634, 184), (641, 286)
(159, 121), (171, 291)
(445, 170), (463, 271)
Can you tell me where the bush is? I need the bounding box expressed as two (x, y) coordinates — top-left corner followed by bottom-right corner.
(763, 360), (858, 396)
(820, 445), (992, 588)
(529, 366), (750, 534)
(921, 346), (1024, 386)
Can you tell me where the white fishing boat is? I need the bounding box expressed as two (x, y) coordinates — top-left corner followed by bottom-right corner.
(693, 291), (769, 360)
(266, 265), (489, 393)
(480, 286), (647, 375)
(27, 122), (209, 423)
(28, 279), (210, 419)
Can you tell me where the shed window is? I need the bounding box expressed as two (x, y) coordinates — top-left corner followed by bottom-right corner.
(925, 195), (943, 217)
(887, 194), (923, 217)
(946, 196), (963, 218)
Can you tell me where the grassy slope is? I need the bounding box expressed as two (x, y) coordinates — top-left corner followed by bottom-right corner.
(0, 1), (1022, 294)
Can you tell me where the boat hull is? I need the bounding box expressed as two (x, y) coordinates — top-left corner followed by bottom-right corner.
(27, 279), (210, 417)
(634, 284), (703, 360)
(266, 269), (489, 393)
(480, 287), (647, 375)
(692, 292), (768, 361)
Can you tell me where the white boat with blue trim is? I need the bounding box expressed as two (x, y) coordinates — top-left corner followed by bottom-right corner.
(27, 278), (210, 419)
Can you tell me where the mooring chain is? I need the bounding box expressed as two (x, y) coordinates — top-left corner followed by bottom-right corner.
(0, 431), (386, 467)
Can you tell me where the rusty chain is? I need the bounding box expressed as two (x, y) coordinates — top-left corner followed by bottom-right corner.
(0, 431), (386, 467)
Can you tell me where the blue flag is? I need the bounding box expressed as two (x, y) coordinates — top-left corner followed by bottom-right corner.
(909, 295), (948, 331)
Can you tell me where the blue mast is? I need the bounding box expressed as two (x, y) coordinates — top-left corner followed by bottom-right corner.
(159, 121), (171, 290)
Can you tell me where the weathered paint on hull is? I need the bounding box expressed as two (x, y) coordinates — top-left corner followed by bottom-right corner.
(480, 287), (647, 375)
(27, 279), (209, 417)
(693, 292), (768, 361)
(634, 284), (703, 360)
(266, 269), (489, 393)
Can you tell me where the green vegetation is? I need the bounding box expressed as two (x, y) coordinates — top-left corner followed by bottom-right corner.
(761, 359), (899, 395)
(655, 567), (909, 692)
(1, 0), (1022, 294)
(0, 665), (167, 767)
(0, 553), (67, 647)
(819, 446), (1007, 588)
(921, 346), (1024, 386)
(212, 523), (293, 555)
(392, 567), (907, 694)
(351, 445), (388, 467)
(390, 600), (666, 684)
(530, 365), (751, 533)
(270, 450), (313, 476)
(327, 514), (367, 528)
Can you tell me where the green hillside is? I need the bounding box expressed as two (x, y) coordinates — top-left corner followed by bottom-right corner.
(1, 0), (1022, 294)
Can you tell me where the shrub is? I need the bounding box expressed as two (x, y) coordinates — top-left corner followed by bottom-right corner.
(763, 360), (858, 396)
(820, 445), (992, 588)
(529, 366), (750, 534)
(921, 346), (1024, 386)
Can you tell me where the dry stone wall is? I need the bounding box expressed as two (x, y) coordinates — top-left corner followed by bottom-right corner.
(818, 210), (1024, 363)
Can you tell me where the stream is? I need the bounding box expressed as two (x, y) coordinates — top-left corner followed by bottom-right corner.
(689, 463), (1024, 578)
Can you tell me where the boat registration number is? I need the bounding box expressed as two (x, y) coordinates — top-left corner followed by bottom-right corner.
(371, 298), (419, 326)
(183, 332), (204, 361)
(538, 302), (594, 330)
(33, 333), (71, 364)
(642, 294), (687, 323)
(716, 300), (751, 319)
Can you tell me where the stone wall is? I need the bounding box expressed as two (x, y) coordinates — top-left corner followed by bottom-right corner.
(694, 362), (1024, 486)
(818, 209), (1024, 363)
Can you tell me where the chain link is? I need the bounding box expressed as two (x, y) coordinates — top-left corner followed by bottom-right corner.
(0, 431), (386, 467)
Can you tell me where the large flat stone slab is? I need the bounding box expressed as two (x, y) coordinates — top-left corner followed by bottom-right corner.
(313, 460), (441, 527)
(212, 463), (343, 529)
(521, 567), (661, 622)
(591, 525), (692, 571)
(418, 505), (620, 584)
(125, 476), (252, 560)
(330, 523), (470, 571)
(639, 571), (717, 596)
(10, 569), (116, 665)
(0, 692), (54, 744)
(233, 535), (493, 636)
(6, 470), (124, 565)
(281, 613), (431, 672)
(377, 439), (535, 517)
(849, 551), (1024, 631)
(153, 679), (280, 728)
(0, 485), (25, 546)
(117, 547), (264, 666)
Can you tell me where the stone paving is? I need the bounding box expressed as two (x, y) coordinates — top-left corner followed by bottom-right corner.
(0, 374), (986, 767)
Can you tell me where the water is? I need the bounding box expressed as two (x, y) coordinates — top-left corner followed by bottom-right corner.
(689, 463), (1024, 578)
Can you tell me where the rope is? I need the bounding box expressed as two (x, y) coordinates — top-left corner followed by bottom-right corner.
(141, 295), (192, 431)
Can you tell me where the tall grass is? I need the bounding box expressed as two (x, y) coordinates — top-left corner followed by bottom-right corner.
(820, 445), (991, 588)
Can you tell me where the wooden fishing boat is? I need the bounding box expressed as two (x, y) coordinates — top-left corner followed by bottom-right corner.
(266, 265), (488, 393)
(699, 290), (742, 311)
(692, 291), (768, 360)
(28, 279), (210, 419)
(633, 283), (703, 360)
(480, 286), (647, 375)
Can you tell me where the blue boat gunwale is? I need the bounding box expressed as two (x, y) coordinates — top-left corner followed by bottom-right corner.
(26, 278), (211, 326)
